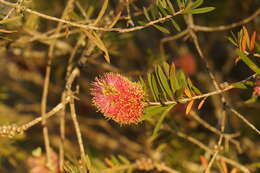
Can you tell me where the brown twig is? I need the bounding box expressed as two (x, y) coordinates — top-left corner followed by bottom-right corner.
(0, 0), (183, 33)
(193, 8), (260, 32)
(227, 106), (260, 135)
(163, 126), (250, 173)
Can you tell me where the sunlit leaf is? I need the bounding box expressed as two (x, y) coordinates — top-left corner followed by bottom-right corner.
(241, 34), (247, 52)
(93, 0), (109, 25)
(242, 26), (250, 49)
(117, 155), (130, 164)
(219, 158), (228, 173)
(185, 100), (194, 115)
(184, 88), (192, 98)
(198, 97), (207, 110)
(230, 168), (238, 173)
(108, 12), (122, 28)
(250, 31), (256, 52)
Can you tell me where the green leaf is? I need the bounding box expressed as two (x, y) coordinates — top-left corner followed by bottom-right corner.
(183, 7), (215, 14)
(177, 70), (187, 89)
(187, 78), (201, 95)
(236, 50), (260, 74)
(166, 0), (175, 13)
(93, 0), (108, 25)
(170, 63), (179, 93)
(190, 0), (203, 9)
(32, 147), (42, 157)
(227, 36), (238, 47)
(156, 65), (173, 99)
(245, 95), (258, 104)
(170, 18), (181, 32)
(153, 24), (170, 34)
(141, 105), (171, 121)
(232, 81), (254, 89)
(157, 3), (168, 16)
(152, 104), (175, 139)
(143, 7), (151, 21)
(148, 73), (157, 101)
(162, 62), (170, 77)
(177, 0), (184, 9)
(117, 155), (130, 164)
(138, 76), (148, 95)
(158, 0), (167, 8)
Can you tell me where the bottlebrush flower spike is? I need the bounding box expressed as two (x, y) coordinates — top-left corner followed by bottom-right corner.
(90, 73), (145, 124)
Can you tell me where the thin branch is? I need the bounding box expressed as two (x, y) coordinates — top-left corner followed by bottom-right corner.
(0, 96), (70, 138)
(190, 111), (242, 153)
(0, 0), (183, 33)
(228, 106), (260, 135)
(194, 8), (260, 32)
(163, 126), (250, 173)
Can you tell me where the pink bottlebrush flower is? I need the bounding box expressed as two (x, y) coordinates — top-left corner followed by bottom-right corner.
(254, 86), (260, 96)
(253, 80), (260, 96)
(90, 73), (145, 124)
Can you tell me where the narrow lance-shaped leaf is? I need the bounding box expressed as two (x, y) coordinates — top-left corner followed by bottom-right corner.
(170, 62), (179, 93)
(241, 34), (247, 52)
(143, 7), (151, 21)
(83, 30), (110, 63)
(190, 0), (204, 9)
(141, 105), (172, 121)
(157, 3), (168, 16)
(151, 73), (160, 101)
(153, 24), (170, 34)
(236, 49), (260, 74)
(187, 78), (201, 95)
(242, 26), (250, 49)
(108, 12), (122, 28)
(117, 155), (130, 164)
(177, 70), (187, 89)
(183, 7), (215, 14)
(148, 73), (157, 101)
(186, 100), (194, 115)
(227, 36), (238, 47)
(162, 62), (170, 77)
(250, 31), (256, 52)
(184, 88), (192, 98)
(156, 65), (173, 99)
(198, 97), (207, 110)
(170, 18), (181, 32)
(152, 104), (175, 138)
(93, 0), (109, 25)
(166, 0), (175, 13)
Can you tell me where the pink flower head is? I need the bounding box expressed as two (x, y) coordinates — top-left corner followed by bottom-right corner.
(90, 73), (145, 124)
(253, 80), (260, 96)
